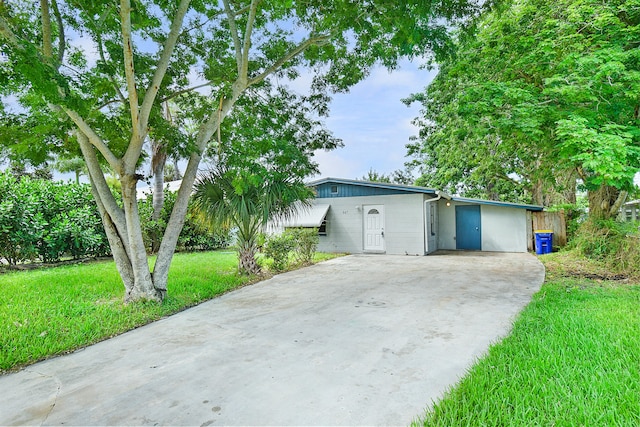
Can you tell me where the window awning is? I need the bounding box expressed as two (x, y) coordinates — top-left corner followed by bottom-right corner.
(284, 204), (330, 227)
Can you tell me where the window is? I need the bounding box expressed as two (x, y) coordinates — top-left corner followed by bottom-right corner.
(318, 220), (327, 235)
(330, 185), (338, 194)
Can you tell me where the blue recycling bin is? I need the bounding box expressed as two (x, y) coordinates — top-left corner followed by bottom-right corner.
(534, 230), (553, 255)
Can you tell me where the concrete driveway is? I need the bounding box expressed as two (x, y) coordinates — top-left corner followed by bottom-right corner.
(1, 252), (544, 426)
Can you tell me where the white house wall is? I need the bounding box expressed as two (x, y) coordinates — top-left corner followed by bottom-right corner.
(317, 194), (427, 255)
(481, 205), (527, 252)
(437, 199), (457, 250)
(437, 200), (528, 252)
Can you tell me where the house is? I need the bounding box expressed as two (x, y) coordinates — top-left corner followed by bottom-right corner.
(283, 178), (543, 255)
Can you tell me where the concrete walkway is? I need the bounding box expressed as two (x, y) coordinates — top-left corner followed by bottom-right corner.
(1, 252), (544, 426)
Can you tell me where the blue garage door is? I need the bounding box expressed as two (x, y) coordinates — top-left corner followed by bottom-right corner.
(456, 205), (481, 250)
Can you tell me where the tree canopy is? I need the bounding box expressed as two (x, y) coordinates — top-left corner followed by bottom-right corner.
(408, 0), (640, 215)
(0, 0), (480, 302)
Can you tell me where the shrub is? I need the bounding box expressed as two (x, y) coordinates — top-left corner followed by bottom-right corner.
(0, 173), (110, 264)
(45, 207), (109, 260)
(262, 228), (319, 271)
(178, 208), (232, 252)
(287, 227), (319, 265)
(0, 173), (42, 264)
(138, 189), (231, 253)
(263, 232), (295, 271)
(571, 219), (640, 276)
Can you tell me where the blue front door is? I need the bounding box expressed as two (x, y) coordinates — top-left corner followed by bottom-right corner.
(456, 205), (481, 250)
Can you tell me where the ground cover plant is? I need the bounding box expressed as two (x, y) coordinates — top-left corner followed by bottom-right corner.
(415, 251), (640, 426)
(0, 250), (341, 373)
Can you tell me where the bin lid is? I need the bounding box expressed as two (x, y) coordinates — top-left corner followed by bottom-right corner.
(534, 229), (553, 233)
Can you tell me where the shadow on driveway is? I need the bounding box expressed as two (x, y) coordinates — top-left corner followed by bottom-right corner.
(0, 251), (544, 426)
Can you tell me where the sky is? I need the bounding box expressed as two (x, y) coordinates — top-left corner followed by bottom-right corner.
(303, 61), (438, 181)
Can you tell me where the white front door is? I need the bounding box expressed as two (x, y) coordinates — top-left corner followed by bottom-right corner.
(363, 205), (385, 252)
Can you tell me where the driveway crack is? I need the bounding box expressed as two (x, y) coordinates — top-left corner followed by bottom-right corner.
(25, 368), (62, 426)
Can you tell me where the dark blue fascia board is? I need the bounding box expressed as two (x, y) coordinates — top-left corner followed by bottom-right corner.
(308, 177), (437, 195)
(452, 196), (543, 211)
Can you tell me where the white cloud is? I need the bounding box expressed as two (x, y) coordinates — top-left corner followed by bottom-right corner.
(312, 149), (363, 179)
(314, 62), (433, 179)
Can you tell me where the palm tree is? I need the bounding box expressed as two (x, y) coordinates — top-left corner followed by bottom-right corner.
(192, 167), (313, 275)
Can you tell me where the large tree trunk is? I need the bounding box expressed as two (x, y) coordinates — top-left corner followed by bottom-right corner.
(79, 132), (162, 303)
(120, 174), (160, 301)
(531, 179), (544, 206)
(588, 184), (628, 221)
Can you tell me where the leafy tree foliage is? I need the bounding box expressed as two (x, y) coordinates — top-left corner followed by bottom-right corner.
(1, 0), (480, 301)
(408, 0), (640, 216)
(361, 168), (393, 183)
(361, 167), (415, 185)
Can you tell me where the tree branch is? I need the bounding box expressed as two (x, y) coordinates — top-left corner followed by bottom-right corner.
(178, 5), (249, 38)
(63, 107), (122, 172)
(119, 0), (140, 138)
(40, 0), (53, 59)
(97, 31), (127, 104)
(610, 190), (628, 217)
(0, 13), (20, 46)
(138, 0), (191, 131)
(160, 82), (214, 103)
(222, 0), (243, 77)
(51, 0), (65, 63)
(240, 0), (261, 79)
(96, 98), (125, 110)
(247, 34), (331, 87)
(77, 130), (129, 251)
(124, 0), (191, 171)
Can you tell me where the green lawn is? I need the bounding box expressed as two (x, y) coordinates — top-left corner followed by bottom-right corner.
(415, 252), (640, 426)
(0, 251), (341, 373)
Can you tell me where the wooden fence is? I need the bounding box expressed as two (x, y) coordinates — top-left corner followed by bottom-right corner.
(526, 210), (567, 252)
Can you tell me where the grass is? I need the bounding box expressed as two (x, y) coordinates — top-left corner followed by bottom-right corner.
(0, 250), (344, 373)
(415, 251), (640, 426)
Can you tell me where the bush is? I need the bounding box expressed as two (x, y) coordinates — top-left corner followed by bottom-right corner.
(0, 174), (42, 264)
(0, 172), (109, 264)
(45, 207), (109, 260)
(138, 189), (231, 254)
(287, 227), (319, 265)
(262, 228), (320, 271)
(178, 209), (232, 252)
(571, 219), (640, 276)
(263, 232), (295, 271)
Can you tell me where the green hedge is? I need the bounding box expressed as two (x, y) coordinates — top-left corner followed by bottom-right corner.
(137, 189), (231, 253)
(0, 172), (109, 264)
(0, 173), (231, 265)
